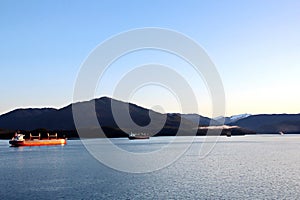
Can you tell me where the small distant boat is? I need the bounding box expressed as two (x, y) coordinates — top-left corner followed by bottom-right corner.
(226, 130), (232, 137)
(9, 133), (67, 147)
(128, 132), (149, 140)
(279, 131), (284, 136)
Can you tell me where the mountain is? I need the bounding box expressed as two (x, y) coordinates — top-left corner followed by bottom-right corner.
(1, 98), (300, 136)
(231, 114), (300, 133)
(181, 114), (221, 126)
(0, 97), (198, 137)
(0, 107), (74, 130)
(229, 114), (251, 122)
(215, 114), (251, 124)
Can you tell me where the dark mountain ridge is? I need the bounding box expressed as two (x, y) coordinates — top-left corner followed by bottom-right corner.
(1, 97), (299, 137)
(231, 114), (300, 133)
(181, 114), (221, 126)
(0, 97), (198, 138)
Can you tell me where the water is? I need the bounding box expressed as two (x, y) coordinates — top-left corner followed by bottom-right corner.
(1, 135), (300, 199)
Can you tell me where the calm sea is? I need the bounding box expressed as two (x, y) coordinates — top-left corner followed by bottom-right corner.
(0, 135), (299, 199)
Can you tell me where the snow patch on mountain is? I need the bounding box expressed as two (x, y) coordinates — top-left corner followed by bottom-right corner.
(230, 114), (251, 121)
(214, 114), (251, 124)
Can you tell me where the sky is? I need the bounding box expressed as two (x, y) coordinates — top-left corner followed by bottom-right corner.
(0, 0), (299, 117)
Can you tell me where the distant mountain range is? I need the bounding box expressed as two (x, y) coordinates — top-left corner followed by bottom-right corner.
(230, 114), (300, 133)
(214, 114), (251, 124)
(0, 97), (299, 138)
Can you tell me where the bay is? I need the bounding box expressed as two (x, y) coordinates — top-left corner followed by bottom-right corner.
(0, 135), (299, 199)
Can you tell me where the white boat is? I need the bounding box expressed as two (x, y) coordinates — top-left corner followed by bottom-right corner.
(279, 131), (284, 135)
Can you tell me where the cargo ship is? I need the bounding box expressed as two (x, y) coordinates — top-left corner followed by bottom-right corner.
(9, 133), (67, 147)
(128, 132), (150, 140)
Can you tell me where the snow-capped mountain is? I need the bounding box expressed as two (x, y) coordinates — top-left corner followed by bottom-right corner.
(230, 114), (251, 122)
(214, 114), (251, 124)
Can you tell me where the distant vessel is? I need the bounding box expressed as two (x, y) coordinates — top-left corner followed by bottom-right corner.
(128, 132), (149, 140)
(9, 133), (67, 147)
(226, 130), (232, 137)
(279, 131), (284, 135)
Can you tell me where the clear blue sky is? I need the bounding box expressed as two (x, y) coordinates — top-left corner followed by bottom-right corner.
(0, 0), (299, 116)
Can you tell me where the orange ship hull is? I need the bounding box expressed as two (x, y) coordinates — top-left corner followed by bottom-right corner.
(9, 139), (67, 147)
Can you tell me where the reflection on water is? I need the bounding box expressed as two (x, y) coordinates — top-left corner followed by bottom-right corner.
(0, 135), (300, 199)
